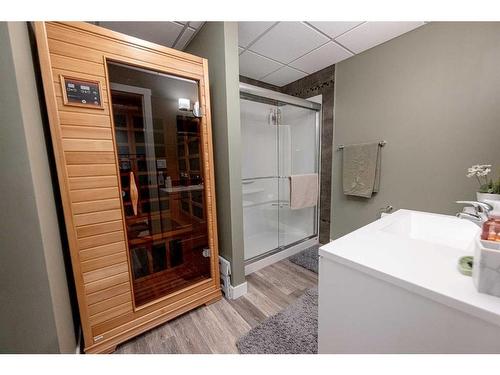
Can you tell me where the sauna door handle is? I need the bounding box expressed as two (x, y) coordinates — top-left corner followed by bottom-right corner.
(130, 171), (139, 216)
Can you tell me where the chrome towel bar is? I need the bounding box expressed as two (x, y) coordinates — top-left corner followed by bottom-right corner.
(337, 140), (387, 150)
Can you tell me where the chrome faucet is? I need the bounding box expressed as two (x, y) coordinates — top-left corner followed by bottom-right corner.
(456, 200), (493, 226)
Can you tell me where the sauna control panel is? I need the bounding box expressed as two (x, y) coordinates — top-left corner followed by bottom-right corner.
(61, 75), (103, 109)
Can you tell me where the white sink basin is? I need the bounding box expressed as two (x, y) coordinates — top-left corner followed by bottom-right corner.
(379, 210), (479, 250)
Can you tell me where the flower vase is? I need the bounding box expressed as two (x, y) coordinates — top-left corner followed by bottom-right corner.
(477, 192), (500, 202)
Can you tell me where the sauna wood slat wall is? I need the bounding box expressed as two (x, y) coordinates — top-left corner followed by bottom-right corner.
(35, 21), (221, 353)
(72, 198), (121, 215)
(74, 209), (123, 227)
(59, 111), (111, 127)
(69, 176), (118, 190)
(46, 24), (204, 79)
(56, 96), (111, 115)
(76, 220), (123, 238)
(81, 252), (128, 273)
(39, 21), (134, 347)
(84, 273), (130, 295)
(86, 282), (130, 305)
(79, 232), (125, 252)
(70, 187), (119, 202)
(50, 53), (106, 76)
(88, 291), (132, 316)
(79, 241), (127, 262)
(67, 164), (116, 176)
(61, 126), (112, 140)
(62, 139), (114, 152)
(65, 151), (116, 165)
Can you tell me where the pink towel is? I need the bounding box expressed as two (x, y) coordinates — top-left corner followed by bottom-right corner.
(289, 174), (318, 210)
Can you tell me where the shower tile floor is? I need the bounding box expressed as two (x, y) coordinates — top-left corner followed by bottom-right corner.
(114, 258), (317, 354)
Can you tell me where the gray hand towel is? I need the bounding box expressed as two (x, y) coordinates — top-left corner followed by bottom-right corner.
(342, 142), (381, 198)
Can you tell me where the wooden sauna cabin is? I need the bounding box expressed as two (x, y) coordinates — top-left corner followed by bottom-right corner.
(33, 21), (221, 353)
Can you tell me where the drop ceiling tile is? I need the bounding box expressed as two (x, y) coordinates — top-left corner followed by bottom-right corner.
(290, 42), (353, 73)
(249, 22), (328, 64)
(238, 22), (276, 48)
(188, 21), (204, 29)
(239, 51), (284, 80)
(335, 21), (425, 54)
(307, 21), (364, 39)
(98, 22), (183, 48)
(174, 27), (195, 50)
(262, 66), (307, 86)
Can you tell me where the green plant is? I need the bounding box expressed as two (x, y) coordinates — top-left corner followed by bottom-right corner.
(482, 178), (500, 194)
(467, 164), (500, 194)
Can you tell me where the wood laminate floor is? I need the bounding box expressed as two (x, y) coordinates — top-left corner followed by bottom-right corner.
(115, 259), (318, 354)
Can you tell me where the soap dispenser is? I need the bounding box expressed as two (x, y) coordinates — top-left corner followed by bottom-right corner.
(481, 202), (500, 242)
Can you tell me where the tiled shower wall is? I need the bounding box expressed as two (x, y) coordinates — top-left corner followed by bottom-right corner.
(240, 64), (335, 243)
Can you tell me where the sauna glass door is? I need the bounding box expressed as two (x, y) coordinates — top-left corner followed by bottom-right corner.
(107, 61), (211, 307)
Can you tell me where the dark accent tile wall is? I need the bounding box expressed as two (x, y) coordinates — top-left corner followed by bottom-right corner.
(240, 65), (335, 243)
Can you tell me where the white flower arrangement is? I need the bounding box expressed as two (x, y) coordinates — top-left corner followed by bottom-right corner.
(467, 164), (491, 178)
(467, 164), (500, 194)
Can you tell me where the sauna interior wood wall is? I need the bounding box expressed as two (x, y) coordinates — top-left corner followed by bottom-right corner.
(34, 21), (221, 353)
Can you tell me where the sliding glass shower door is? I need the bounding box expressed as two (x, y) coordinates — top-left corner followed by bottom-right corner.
(277, 103), (319, 248)
(240, 85), (320, 262)
(240, 98), (280, 260)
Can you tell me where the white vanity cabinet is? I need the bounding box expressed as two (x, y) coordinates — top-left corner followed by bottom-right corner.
(318, 209), (500, 353)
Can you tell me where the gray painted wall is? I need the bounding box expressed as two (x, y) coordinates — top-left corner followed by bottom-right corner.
(0, 22), (76, 353)
(331, 22), (500, 239)
(186, 22), (245, 286)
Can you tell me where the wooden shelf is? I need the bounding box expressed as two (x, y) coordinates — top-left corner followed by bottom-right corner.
(128, 226), (193, 246)
(160, 184), (204, 193)
(125, 209), (172, 222)
(122, 196), (170, 206)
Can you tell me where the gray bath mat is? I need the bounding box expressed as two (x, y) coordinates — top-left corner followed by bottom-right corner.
(236, 288), (318, 354)
(288, 245), (319, 273)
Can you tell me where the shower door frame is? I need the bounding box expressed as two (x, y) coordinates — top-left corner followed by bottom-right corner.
(240, 83), (322, 272)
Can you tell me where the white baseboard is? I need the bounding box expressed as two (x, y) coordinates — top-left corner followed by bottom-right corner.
(244, 237), (318, 275)
(225, 281), (248, 299)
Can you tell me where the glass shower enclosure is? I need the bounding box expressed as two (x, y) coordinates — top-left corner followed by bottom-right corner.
(240, 83), (321, 266)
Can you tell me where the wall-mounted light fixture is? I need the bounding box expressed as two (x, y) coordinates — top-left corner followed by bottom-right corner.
(178, 98), (191, 111)
(192, 101), (202, 118)
(178, 98), (203, 118)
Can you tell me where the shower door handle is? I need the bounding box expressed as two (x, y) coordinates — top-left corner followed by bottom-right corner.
(271, 202), (289, 208)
